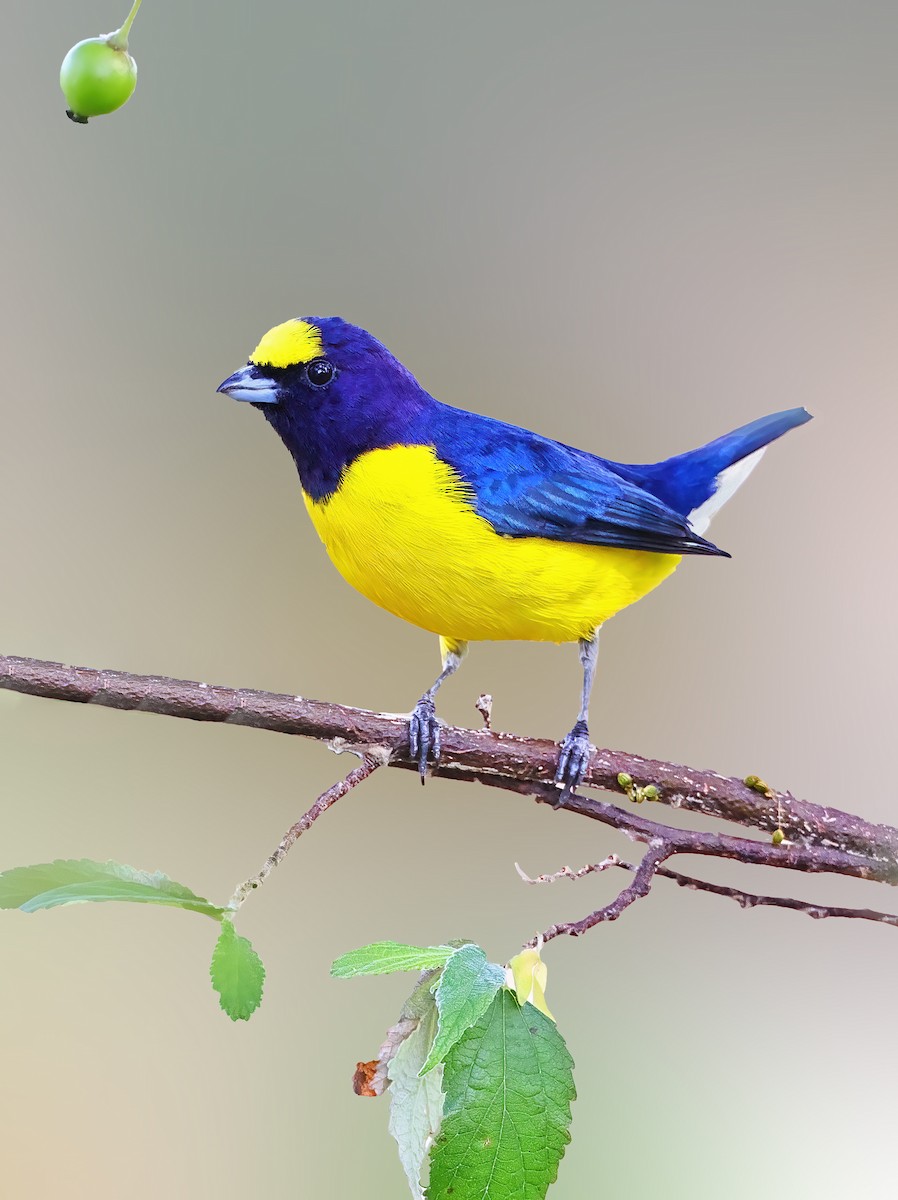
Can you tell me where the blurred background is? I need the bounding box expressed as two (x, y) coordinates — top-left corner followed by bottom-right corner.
(2, 0), (896, 1195)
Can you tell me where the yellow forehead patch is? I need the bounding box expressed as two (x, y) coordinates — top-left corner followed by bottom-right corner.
(250, 319), (324, 369)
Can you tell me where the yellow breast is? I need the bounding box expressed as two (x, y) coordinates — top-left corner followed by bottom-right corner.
(303, 445), (680, 643)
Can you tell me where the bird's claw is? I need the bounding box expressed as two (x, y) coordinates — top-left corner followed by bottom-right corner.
(409, 695), (441, 783)
(554, 720), (592, 802)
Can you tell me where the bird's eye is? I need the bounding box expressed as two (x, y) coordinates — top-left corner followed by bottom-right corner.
(307, 358), (336, 387)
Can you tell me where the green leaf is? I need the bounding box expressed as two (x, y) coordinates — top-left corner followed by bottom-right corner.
(427, 991), (575, 1200)
(0, 859), (225, 918)
(420, 944), (505, 1075)
(331, 940), (455, 979)
(210, 920), (265, 1021)
(388, 990), (446, 1199)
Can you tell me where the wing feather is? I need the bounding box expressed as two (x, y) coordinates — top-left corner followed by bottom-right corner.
(429, 412), (729, 558)
(482, 469), (727, 556)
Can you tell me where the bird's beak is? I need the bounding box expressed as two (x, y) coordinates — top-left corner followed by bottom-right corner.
(216, 364), (279, 405)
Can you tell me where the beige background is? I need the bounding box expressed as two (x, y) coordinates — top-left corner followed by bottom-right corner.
(2, 1), (896, 1196)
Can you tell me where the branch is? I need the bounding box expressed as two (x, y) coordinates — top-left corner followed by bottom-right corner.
(518, 855), (898, 933)
(228, 750), (387, 909)
(535, 842), (671, 941)
(3, 653), (897, 938)
(2, 655), (891, 857)
(657, 865), (898, 928)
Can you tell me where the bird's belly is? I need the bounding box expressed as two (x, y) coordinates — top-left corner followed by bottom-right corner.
(304, 446), (681, 643)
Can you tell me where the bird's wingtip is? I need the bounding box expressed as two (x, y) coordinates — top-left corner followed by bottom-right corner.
(689, 531), (731, 558)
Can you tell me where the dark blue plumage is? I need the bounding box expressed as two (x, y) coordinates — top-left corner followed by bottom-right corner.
(257, 318), (809, 559)
(255, 318), (431, 501)
(420, 405), (726, 557)
(613, 408), (813, 517)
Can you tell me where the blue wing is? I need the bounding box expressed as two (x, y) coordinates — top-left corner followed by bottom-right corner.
(425, 408), (728, 557)
(423, 404), (810, 557)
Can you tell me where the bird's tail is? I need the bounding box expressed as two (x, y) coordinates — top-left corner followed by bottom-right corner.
(618, 407), (812, 535)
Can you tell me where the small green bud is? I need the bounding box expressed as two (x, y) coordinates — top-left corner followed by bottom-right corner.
(617, 772), (633, 790)
(772, 828), (785, 846)
(60, 37), (137, 122)
(744, 774), (772, 795)
(641, 784), (660, 801)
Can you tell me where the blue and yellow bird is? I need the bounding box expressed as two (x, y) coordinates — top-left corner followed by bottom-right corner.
(218, 317), (811, 793)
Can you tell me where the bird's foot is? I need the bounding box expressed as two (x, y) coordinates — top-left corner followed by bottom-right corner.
(554, 720), (592, 802)
(409, 694), (441, 783)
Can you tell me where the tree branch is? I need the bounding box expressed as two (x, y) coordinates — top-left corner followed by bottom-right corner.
(656, 864), (898, 927)
(518, 855), (898, 933)
(228, 750), (388, 909)
(535, 842), (672, 941)
(2, 653), (897, 938)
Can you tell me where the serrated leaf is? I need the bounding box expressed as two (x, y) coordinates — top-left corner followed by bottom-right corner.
(0, 859), (225, 918)
(331, 941), (455, 978)
(427, 990), (575, 1200)
(420, 944), (505, 1075)
(210, 920), (265, 1021)
(388, 991), (445, 1199)
(507, 947), (554, 1021)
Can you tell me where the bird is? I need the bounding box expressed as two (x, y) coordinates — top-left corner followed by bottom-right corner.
(217, 317), (811, 795)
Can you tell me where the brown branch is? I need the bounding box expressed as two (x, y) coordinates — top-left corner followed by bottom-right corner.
(228, 750), (387, 909)
(3, 653), (898, 939)
(2, 654), (892, 860)
(519, 855), (898, 932)
(657, 865), (898, 927)
(535, 842), (672, 942)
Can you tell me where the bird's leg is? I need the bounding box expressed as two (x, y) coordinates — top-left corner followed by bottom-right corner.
(555, 630), (601, 799)
(409, 638), (468, 783)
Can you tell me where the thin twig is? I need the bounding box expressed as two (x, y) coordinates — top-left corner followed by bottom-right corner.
(534, 842), (671, 942)
(228, 751), (386, 909)
(518, 855), (898, 931)
(515, 857), (626, 884)
(656, 864), (898, 928)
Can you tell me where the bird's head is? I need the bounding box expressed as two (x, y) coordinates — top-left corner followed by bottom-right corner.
(217, 317), (430, 498)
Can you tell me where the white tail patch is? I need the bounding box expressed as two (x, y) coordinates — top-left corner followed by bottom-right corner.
(688, 448), (766, 536)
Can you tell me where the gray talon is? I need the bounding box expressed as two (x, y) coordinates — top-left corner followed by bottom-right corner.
(409, 696), (440, 782)
(554, 720), (592, 800)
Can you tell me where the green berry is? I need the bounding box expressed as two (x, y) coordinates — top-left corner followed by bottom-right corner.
(60, 37), (137, 122)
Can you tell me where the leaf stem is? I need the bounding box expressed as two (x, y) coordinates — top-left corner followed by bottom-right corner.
(106, 0), (142, 51)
